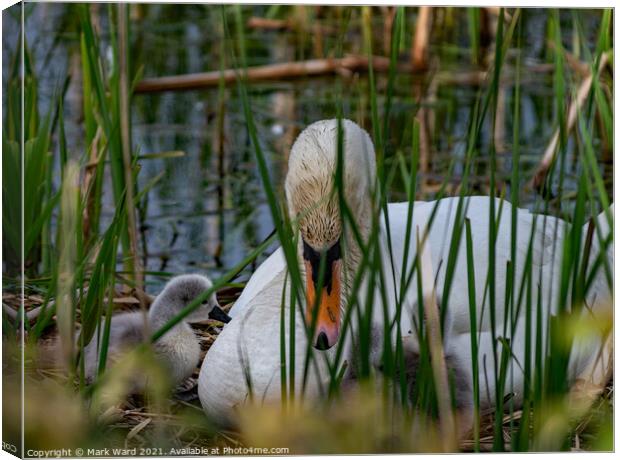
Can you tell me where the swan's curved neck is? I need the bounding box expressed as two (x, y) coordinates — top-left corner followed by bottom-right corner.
(341, 190), (376, 284)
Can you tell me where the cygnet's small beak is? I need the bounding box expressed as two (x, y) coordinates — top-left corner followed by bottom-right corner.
(208, 305), (232, 323)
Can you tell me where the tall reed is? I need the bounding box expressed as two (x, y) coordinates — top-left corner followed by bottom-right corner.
(5, 5), (613, 454)
(224, 6), (613, 453)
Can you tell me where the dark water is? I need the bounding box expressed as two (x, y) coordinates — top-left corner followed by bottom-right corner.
(4, 4), (612, 290)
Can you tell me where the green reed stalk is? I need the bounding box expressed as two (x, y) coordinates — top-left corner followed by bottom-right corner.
(96, 241), (122, 378)
(117, 3), (143, 292)
(488, 8), (504, 451)
(279, 271), (289, 408)
(464, 218), (480, 451)
(467, 8), (480, 65)
(506, 17), (523, 446)
(76, 194), (127, 353)
(79, 5), (138, 279)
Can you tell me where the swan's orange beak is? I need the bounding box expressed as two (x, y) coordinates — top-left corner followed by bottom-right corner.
(303, 240), (341, 350)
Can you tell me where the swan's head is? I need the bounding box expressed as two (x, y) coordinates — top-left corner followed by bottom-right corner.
(285, 119), (376, 350)
(152, 274), (231, 324)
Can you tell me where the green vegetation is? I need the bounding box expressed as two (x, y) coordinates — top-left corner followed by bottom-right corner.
(2, 4), (613, 454)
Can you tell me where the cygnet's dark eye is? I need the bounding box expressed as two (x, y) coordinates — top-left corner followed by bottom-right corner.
(182, 295), (190, 303)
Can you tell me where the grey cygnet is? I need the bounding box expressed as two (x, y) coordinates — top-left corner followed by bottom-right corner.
(83, 274), (231, 388)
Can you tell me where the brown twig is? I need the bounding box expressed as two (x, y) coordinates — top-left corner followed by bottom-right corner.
(135, 54), (561, 94)
(135, 55), (393, 92)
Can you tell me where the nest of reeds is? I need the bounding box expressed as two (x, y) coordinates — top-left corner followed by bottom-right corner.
(3, 282), (612, 453)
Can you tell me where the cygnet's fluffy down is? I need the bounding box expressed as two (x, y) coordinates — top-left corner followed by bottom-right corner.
(82, 274), (231, 389)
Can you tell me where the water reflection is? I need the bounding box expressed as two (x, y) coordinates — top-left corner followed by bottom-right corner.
(6, 4), (611, 290)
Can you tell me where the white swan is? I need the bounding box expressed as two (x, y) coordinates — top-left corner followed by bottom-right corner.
(198, 119), (613, 425)
(84, 274), (231, 388)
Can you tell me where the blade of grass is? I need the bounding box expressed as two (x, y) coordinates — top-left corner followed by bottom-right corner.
(464, 218), (480, 451)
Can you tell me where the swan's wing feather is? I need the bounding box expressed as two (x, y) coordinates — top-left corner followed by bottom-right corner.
(384, 197), (568, 335)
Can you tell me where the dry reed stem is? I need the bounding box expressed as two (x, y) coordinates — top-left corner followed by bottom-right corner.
(412, 6), (432, 71)
(311, 6), (324, 58)
(494, 85), (506, 153)
(569, 333), (613, 413)
(2, 288), (154, 325)
(118, 4), (144, 297)
(126, 417), (152, 441)
(57, 162), (80, 370)
(413, 79), (434, 193)
(484, 7), (513, 24)
(416, 226), (456, 450)
(558, 46), (591, 78)
(246, 17), (290, 30)
(530, 51), (610, 190)
(81, 127), (102, 245)
(381, 6), (396, 56)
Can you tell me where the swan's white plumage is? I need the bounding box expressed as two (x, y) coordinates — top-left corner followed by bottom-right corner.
(229, 247), (285, 317)
(198, 119), (613, 421)
(200, 266), (333, 423)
